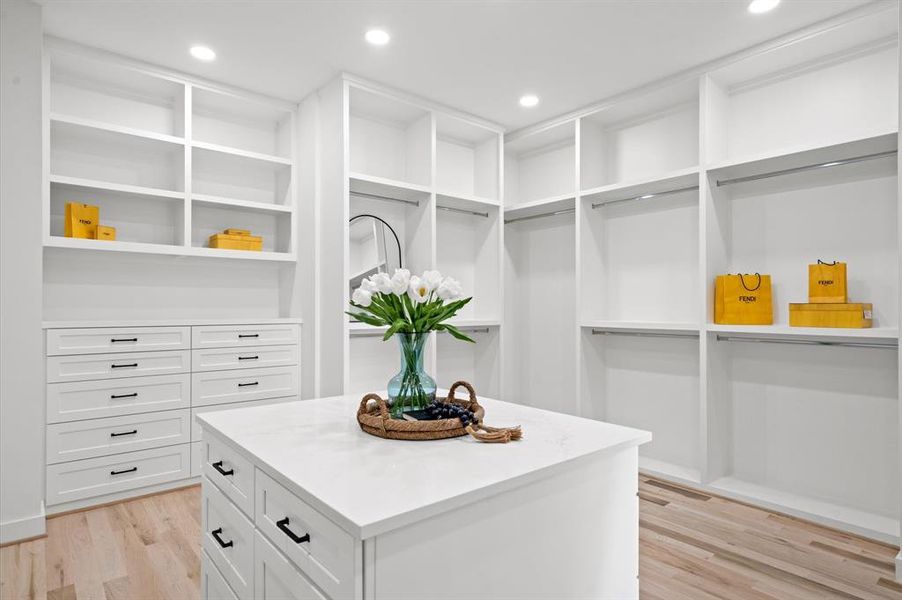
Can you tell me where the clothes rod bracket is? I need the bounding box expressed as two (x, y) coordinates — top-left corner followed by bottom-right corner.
(437, 205), (489, 218)
(715, 334), (897, 349)
(591, 329), (698, 340)
(351, 191), (420, 207)
(591, 185), (699, 209)
(505, 208), (575, 224)
(715, 150), (897, 187)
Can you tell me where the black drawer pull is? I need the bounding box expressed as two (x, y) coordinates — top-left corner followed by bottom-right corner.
(211, 527), (233, 549)
(238, 355), (259, 361)
(276, 517), (310, 544)
(110, 429), (138, 437)
(110, 466), (137, 476)
(110, 392), (138, 399)
(111, 337), (138, 343)
(237, 381), (259, 387)
(212, 461), (234, 476)
(238, 333), (259, 338)
(111, 363), (138, 369)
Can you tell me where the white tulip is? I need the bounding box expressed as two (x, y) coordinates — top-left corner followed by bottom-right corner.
(408, 276), (430, 304)
(352, 288), (373, 307)
(371, 272), (392, 294)
(390, 268), (411, 296)
(422, 270), (443, 292)
(359, 277), (378, 294)
(437, 277), (462, 301)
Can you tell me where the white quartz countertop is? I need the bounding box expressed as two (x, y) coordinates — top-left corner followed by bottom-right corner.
(198, 394), (651, 539)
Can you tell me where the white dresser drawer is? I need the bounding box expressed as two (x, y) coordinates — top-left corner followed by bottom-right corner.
(255, 530), (327, 600)
(203, 479), (255, 600)
(202, 434), (254, 517)
(192, 366), (298, 408)
(47, 350), (190, 383)
(203, 550), (240, 600)
(46, 374), (190, 424)
(192, 345), (299, 373)
(47, 409), (190, 464)
(192, 397), (296, 442)
(193, 325), (299, 349)
(47, 327), (190, 356)
(46, 444), (190, 506)
(256, 469), (356, 600)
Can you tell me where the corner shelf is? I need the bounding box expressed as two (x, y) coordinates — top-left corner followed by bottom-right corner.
(349, 172), (431, 204)
(503, 194), (576, 223)
(707, 324), (899, 344)
(580, 167), (699, 206)
(49, 174), (185, 202)
(191, 193), (294, 214)
(44, 236), (295, 262)
(50, 113), (185, 147)
(436, 191), (500, 213)
(191, 140), (292, 166)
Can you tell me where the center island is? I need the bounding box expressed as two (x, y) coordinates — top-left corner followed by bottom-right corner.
(197, 394), (651, 600)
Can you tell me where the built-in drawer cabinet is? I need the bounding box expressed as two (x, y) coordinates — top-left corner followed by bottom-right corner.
(46, 373), (191, 423)
(255, 530), (328, 600)
(192, 441), (204, 478)
(255, 469), (356, 600)
(203, 478), (255, 600)
(192, 366), (298, 408)
(202, 550), (240, 600)
(192, 345), (299, 373)
(47, 350), (190, 383)
(193, 324), (300, 349)
(46, 444), (190, 505)
(203, 435), (255, 517)
(46, 327), (190, 356)
(192, 397), (296, 442)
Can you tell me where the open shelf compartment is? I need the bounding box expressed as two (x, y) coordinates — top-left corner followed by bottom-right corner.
(435, 113), (500, 202)
(504, 121), (576, 206)
(192, 86), (293, 159)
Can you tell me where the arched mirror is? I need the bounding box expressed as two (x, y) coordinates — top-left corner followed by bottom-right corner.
(349, 214), (403, 297)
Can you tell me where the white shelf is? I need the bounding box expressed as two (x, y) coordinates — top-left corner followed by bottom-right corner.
(582, 321), (699, 336)
(436, 191), (500, 213)
(638, 457), (701, 486)
(43, 317), (302, 329)
(191, 140), (292, 166)
(503, 194), (576, 222)
(49, 174), (185, 201)
(580, 167), (699, 206)
(708, 476), (900, 544)
(349, 172), (431, 204)
(50, 113), (185, 146)
(44, 236), (295, 262)
(191, 193), (293, 214)
(707, 324), (899, 344)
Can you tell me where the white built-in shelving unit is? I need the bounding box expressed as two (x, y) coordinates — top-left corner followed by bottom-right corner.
(503, 4), (901, 546)
(43, 41), (298, 262)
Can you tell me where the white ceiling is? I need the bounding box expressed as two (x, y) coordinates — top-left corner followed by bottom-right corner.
(39, 0), (872, 131)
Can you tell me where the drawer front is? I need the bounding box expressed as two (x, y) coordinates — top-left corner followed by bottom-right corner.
(203, 434), (254, 517)
(193, 325), (299, 349)
(46, 374), (190, 424)
(47, 327), (190, 356)
(256, 469), (356, 600)
(47, 350), (190, 383)
(46, 444), (190, 506)
(192, 345), (299, 373)
(47, 409), (191, 464)
(255, 530), (327, 600)
(192, 366), (298, 408)
(203, 479), (255, 600)
(192, 397), (296, 442)
(202, 550), (239, 600)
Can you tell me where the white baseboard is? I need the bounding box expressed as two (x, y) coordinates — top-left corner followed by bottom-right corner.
(0, 502), (46, 544)
(896, 550), (902, 582)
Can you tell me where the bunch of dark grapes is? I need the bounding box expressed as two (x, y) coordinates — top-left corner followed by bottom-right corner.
(425, 400), (477, 426)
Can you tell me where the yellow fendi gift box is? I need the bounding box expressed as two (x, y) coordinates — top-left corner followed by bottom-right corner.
(789, 303), (872, 328)
(65, 202), (99, 239)
(97, 225), (116, 241)
(209, 233), (263, 251)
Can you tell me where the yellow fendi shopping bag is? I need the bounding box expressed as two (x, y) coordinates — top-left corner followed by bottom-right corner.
(714, 273), (774, 325)
(808, 260), (847, 304)
(64, 202), (99, 239)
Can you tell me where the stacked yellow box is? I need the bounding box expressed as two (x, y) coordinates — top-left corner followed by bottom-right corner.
(209, 228), (263, 251)
(789, 260), (872, 328)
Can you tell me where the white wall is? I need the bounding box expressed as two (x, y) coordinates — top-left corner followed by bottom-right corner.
(0, 0), (46, 543)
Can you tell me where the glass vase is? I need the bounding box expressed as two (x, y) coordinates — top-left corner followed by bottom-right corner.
(387, 332), (436, 418)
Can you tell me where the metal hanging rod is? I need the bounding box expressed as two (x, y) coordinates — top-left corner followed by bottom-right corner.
(350, 327), (491, 338)
(715, 334), (897, 350)
(351, 191), (420, 207)
(715, 149), (897, 187)
(437, 205), (489, 218)
(438, 327), (490, 335)
(591, 185), (699, 210)
(591, 329), (698, 340)
(505, 208), (575, 225)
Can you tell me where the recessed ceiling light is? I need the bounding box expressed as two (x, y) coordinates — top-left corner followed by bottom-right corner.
(748, 0), (780, 14)
(190, 45), (216, 61)
(519, 94), (539, 108)
(365, 29), (391, 46)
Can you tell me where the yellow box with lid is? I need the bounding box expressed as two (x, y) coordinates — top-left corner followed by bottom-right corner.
(96, 225), (116, 241)
(223, 228), (252, 236)
(789, 303), (872, 328)
(209, 232), (263, 251)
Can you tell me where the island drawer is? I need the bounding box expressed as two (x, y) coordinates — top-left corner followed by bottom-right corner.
(254, 530), (327, 600)
(47, 350), (190, 383)
(46, 444), (190, 506)
(47, 327), (190, 356)
(192, 366), (298, 408)
(46, 373), (190, 423)
(192, 325), (299, 349)
(202, 550), (240, 600)
(202, 434), (255, 517)
(192, 345), (299, 373)
(192, 397), (296, 442)
(46, 409), (191, 464)
(203, 478), (255, 600)
(255, 469), (356, 600)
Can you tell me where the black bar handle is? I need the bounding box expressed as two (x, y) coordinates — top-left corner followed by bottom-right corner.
(212, 461), (234, 476)
(110, 466), (137, 476)
(111, 363), (138, 369)
(110, 392), (138, 399)
(238, 356), (259, 361)
(237, 381), (259, 387)
(110, 429), (138, 437)
(111, 337), (138, 343)
(238, 334), (259, 338)
(211, 528), (233, 548)
(276, 517), (310, 544)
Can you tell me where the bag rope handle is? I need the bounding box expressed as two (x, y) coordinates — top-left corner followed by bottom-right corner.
(738, 273), (762, 292)
(817, 259), (837, 266)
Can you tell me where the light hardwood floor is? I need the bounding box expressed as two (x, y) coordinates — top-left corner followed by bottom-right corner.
(1, 477), (900, 599)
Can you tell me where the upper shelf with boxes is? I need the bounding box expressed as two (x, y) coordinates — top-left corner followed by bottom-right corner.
(43, 42), (297, 262)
